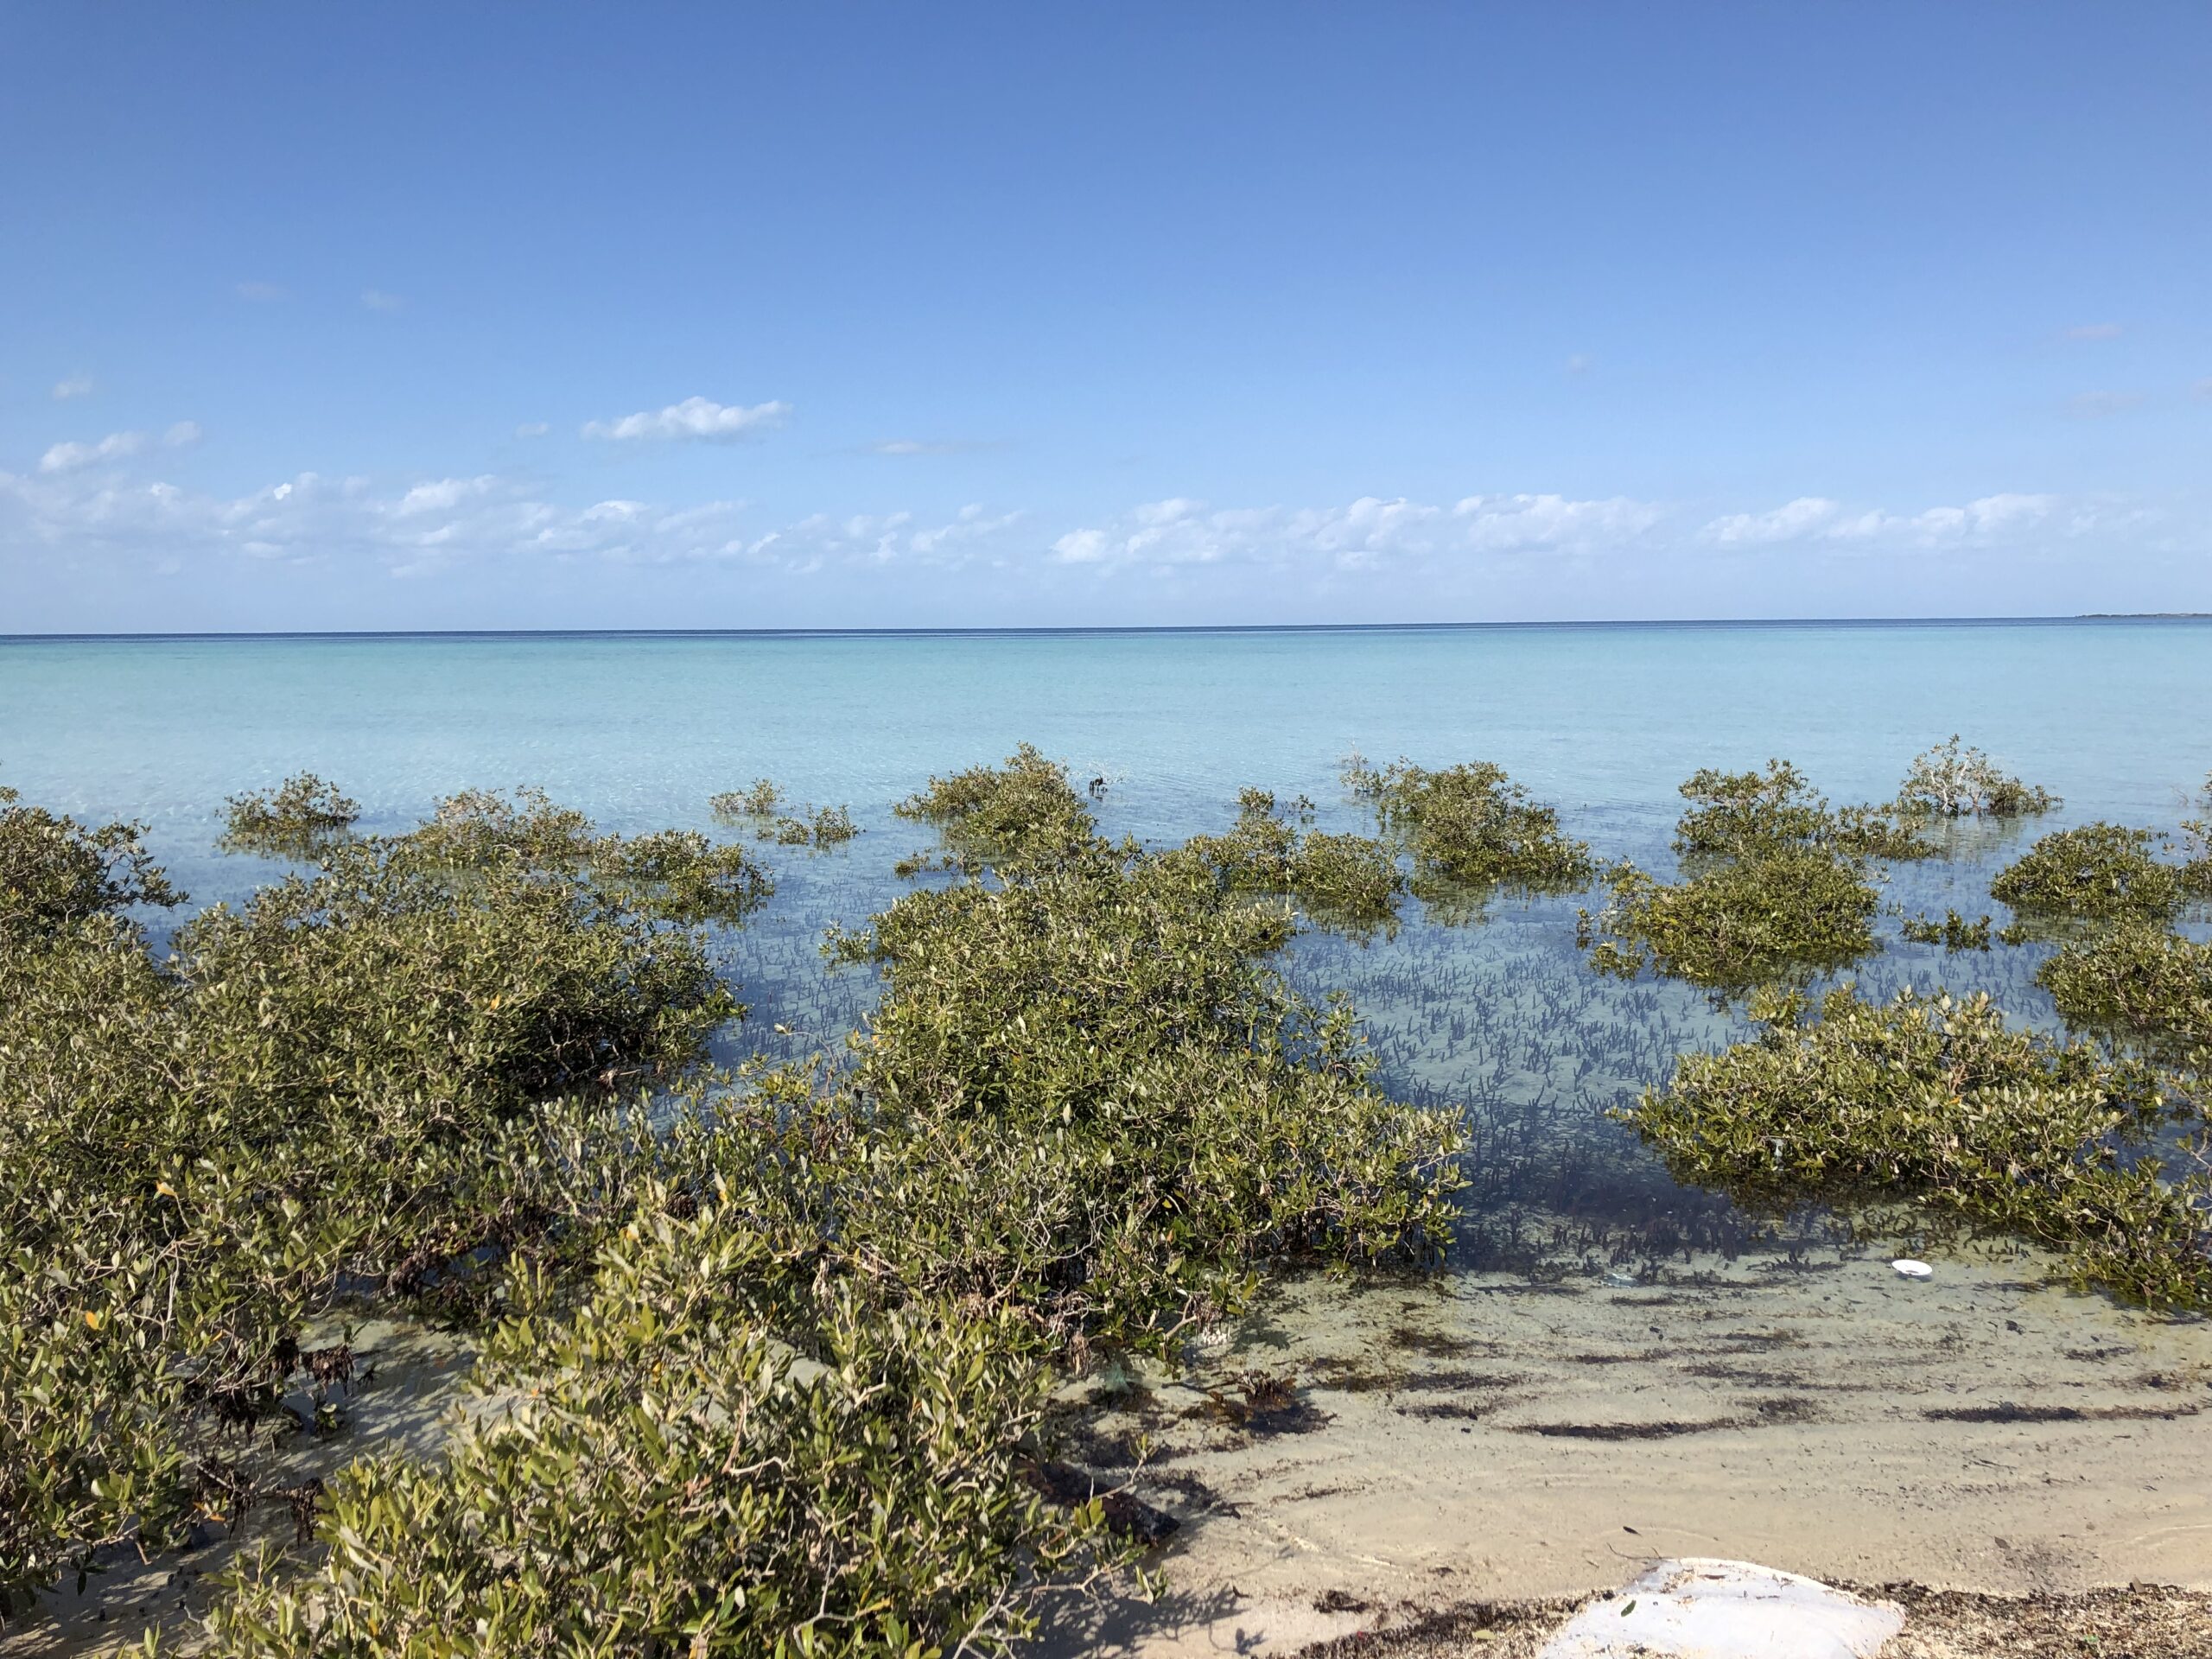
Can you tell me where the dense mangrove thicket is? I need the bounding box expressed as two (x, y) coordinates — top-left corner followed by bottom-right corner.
(0, 794), (740, 1624)
(0, 783), (182, 938)
(1343, 755), (1594, 894)
(1630, 988), (2212, 1308)
(1991, 823), (2189, 928)
(2, 753), (1465, 1654)
(207, 1170), (1109, 1658)
(1577, 761), (1928, 989)
(1894, 735), (2059, 820)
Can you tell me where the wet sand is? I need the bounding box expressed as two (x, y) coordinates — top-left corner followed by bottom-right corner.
(1039, 1247), (2212, 1656)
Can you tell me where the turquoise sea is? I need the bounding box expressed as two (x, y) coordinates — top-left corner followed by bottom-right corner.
(5, 618), (2209, 1270)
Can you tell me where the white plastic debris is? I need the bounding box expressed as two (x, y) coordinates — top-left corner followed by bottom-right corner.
(1538, 1559), (1904, 1658)
(1891, 1259), (1934, 1279)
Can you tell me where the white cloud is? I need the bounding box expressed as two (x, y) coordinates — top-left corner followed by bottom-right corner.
(52, 375), (95, 401)
(1050, 492), (1663, 569)
(1565, 353), (1593, 375)
(395, 476), (499, 517)
(582, 396), (791, 442)
(2064, 322), (2122, 340)
(2, 463), (2158, 594)
(1701, 497), (1842, 545)
(35, 422), (200, 475)
(361, 289), (404, 312)
(235, 281), (289, 302)
(514, 422), (551, 438)
(39, 431), (148, 474)
(0, 465), (1023, 580)
(1700, 493), (2065, 549)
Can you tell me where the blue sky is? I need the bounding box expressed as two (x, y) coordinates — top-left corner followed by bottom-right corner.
(3, 3), (2207, 629)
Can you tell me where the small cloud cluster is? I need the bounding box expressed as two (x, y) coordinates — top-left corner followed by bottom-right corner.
(38, 422), (200, 475)
(360, 289), (404, 313)
(3, 420), (2171, 597)
(1050, 493), (1664, 569)
(0, 458), (1022, 582)
(583, 396), (791, 443)
(51, 375), (95, 401)
(2064, 321), (2123, 341)
(1699, 492), (2100, 548)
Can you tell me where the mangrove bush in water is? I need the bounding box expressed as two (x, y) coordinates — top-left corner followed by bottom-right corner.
(1629, 988), (2211, 1309)
(1178, 787), (1403, 932)
(0, 781), (181, 940)
(1579, 760), (1927, 990)
(1898, 909), (1994, 951)
(221, 773), (363, 858)
(712, 780), (861, 849)
(894, 741), (1099, 872)
(1895, 735), (2059, 820)
(2040, 922), (2212, 1067)
(1671, 760), (1933, 863)
(1989, 823), (2187, 927)
(1344, 755), (1594, 894)
(2183, 772), (2212, 898)
(399, 785), (774, 923)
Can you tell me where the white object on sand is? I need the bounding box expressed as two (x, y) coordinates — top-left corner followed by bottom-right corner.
(1891, 1258), (1933, 1279)
(1537, 1558), (1904, 1658)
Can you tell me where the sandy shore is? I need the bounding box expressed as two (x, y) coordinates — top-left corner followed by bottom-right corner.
(1034, 1247), (2212, 1656)
(9, 1250), (2208, 1658)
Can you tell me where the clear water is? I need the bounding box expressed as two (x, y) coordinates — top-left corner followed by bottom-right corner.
(5, 620), (2209, 1273)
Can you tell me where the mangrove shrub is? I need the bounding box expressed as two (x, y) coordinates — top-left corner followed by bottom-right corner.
(0, 804), (738, 1619)
(1629, 988), (2210, 1308)
(1346, 756), (1594, 891)
(2039, 922), (2212, 1066)
(1895, 736), (2058, 820)
(1990, 823), (2186, 925)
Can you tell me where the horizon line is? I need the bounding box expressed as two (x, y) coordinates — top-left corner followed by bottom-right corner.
(3, 613), (2211, 645)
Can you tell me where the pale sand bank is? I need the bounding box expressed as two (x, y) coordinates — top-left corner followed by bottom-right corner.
(1036, 1247), (2212, 1656)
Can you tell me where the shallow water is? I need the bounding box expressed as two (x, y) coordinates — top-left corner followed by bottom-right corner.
(4, 618), (2209, 1283)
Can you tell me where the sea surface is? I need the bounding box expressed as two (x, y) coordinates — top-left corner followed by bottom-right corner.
(5, 619), (2209, 1281)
